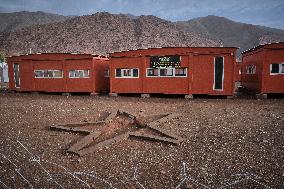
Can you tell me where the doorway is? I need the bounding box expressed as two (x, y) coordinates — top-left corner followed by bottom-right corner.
(214, 56), (224, 90)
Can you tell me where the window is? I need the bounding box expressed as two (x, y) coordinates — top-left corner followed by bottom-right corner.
(160, 68), (174, 76)
(175, 68), (187, 76)
(146, 68), (187, 77)
(147, 68), (159, 76)
(270, 63), (284, 74)
(116, 69), (122, 77)
(115, 68), (139, 78)
(69, 70), (89, 78)
(104, 69), (110, 77)
(34, 70), (63, 78)
(246, 65), (256, 74)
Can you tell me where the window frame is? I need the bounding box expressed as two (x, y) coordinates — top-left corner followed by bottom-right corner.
(146, 67), (187, 77)
(34, 69), (63, 78)
(270, 63), (284, 75)
(246, 65), (256, 75)
(115, 68), (139, 78)
(68, 69), (90, 78)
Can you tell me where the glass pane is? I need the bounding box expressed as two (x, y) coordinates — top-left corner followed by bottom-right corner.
(147, 69), (158, 76)
(175, 68), (186, 76)
(43, 70), (48, 77)
(84, 70), (89, 77)
(47, 70), (54, 77)
(166, 68), (174, 76)
(116, 69), (121, 77)
(281, 64), (284, 73)
(214, 56), (224, 90)
(123, 69), (131, 76)
(34, 71), (43, 78)
(53, 70), (62, 78)
(133, 69), (138, 77)
(69, 70), (75, 78)
(78, 70), (84, 78)
(160, 69), (167, 76)
(271, 64), (279, 73)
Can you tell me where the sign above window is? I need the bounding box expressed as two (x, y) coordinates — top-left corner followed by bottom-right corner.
(150, 55), (181, 68)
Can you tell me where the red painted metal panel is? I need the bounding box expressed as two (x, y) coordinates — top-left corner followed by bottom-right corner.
(262, 49), (284, 94)
(110, 57), (143, 93)
(65, 59), (93, 92)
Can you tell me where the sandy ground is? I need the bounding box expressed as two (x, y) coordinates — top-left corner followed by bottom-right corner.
(0, 92), (283, 189)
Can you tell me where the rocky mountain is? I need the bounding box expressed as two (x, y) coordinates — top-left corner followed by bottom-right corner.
(0, 12), (217, 56)
(1, 12), (284, 57)
(0, 11), (70, 34)
(176, 15), (284, 56)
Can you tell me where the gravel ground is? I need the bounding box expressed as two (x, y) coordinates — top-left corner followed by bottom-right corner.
(0, 92), (283, 189)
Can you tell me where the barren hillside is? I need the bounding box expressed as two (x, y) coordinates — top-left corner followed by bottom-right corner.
(0, 12), (217, 56)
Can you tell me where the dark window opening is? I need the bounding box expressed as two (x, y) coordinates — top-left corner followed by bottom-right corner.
(116, 69), (121, 77)
(214, 56), (224, 90)
(271, 64), (279, 74)
(133, 69), (139, 77)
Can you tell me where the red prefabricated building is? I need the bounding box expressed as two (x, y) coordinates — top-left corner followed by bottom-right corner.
(109, 47), (237, 97)
(242, 42), (284, 95)
(7, 53), (109, 93)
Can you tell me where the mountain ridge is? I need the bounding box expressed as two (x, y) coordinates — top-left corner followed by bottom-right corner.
(0, 11), (284, 57)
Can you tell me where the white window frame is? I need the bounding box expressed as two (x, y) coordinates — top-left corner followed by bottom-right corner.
(270, 63), (284, 75)
(115, 68), (139, 78)
(146, 68), (187, 77)
(69, 70), (90, 78)
(34, 69), (63, 78)
(213, 56), (224, 91)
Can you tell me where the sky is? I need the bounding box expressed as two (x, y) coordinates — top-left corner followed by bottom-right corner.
(0, 0), (284, 29)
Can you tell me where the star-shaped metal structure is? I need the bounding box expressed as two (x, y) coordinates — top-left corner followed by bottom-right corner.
(50, 110), (182, 156)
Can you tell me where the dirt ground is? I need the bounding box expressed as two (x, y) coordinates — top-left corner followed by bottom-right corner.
(0, 92), (283, 189)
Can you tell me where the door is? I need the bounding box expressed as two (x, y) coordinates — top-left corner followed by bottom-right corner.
(213, 56), (224, 90)
(13, 63), (20, 88)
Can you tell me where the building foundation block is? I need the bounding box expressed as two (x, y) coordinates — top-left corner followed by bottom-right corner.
(141, 94), (150, 98)
(256, 93), (267, 99)
(185, 94), (193, 99)
(109, 93), (118, 97)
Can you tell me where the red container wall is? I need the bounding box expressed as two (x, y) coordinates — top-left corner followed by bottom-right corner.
(94, 59), (109, 93)
(110, 47), (236, 95)
(191, 54), (234, 95)
(7, 54), (109, 93)
(241, 50), (264, 93)
(110, 57), (143, 93)
(65, 59), (94, 92)
(143, 55), (189, 94)
(262, 49), (284, 94)
(7, 57), (34, 92)
(33, 60), (66, 92)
